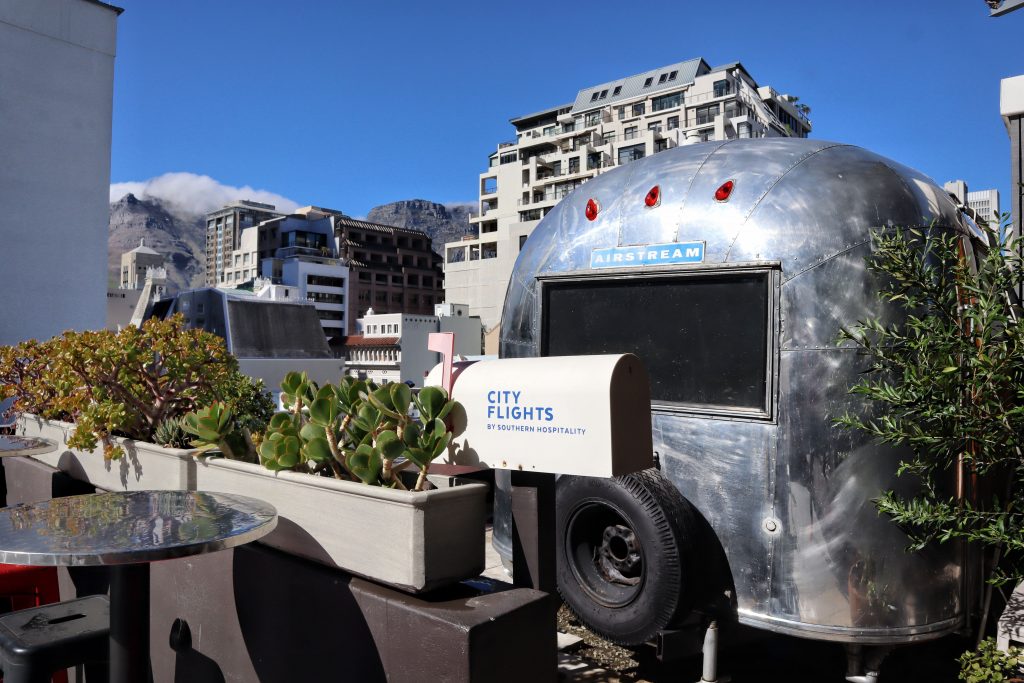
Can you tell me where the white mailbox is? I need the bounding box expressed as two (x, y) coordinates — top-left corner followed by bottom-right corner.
(429, 354), (653, 478)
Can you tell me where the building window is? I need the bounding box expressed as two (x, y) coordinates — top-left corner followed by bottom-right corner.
(601, 132), (616, 145)
(667, 116), (679, 130)
(469, 245), (480, 261)
(700, 128), (715, 142)
(724, 101), (745, 119)
(624, 126), (639, 140)
(598, 89), (608, 99)
(658, 73), (667, 84)
(668, 70), (677, 81)
(618, 144), (645, 165)
(695, 104), (720, 126)
(612, 85), (621, 96)
(306, 274), (345, 288)
(652, 92), (682, 112)
(519, 235), (528, 251)
(713, 79), (731, 98)
(632, 103), (645, 116)
(648, 122), (662, 132)
(643, 77), (653, 88)
(585, 111), (601, 127)
(655, 138), (670, 153)
(481, 243), (498, 259)
(568, 157), (580, 174)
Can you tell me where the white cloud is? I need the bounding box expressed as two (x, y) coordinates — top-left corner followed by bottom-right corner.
(110, 172), (300, 215)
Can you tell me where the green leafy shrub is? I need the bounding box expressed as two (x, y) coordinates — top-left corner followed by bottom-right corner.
(0, 315), (270, 460)
(836, 226), (1024, 585)
(959, 638), (1024, 683)
(185, 372), (460, 492)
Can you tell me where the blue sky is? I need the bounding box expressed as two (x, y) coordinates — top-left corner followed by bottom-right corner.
(109, 1), (1024, 218)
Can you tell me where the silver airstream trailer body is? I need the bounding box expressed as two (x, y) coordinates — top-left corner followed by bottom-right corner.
(498, 138), (979, 649)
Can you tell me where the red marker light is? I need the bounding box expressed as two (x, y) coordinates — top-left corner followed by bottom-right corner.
(714, 180), (735, 202)
(645, 185), (661, 208)
(585, 198), (600, 221)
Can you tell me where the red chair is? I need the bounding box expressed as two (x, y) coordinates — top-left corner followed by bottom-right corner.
(0, 564), (67, 683)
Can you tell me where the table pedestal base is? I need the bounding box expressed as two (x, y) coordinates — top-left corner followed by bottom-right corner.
(110, 564), (150, 683)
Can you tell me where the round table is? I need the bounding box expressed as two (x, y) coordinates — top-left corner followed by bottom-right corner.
(0, 436), (57, 458)
(0, 490), (278, 682)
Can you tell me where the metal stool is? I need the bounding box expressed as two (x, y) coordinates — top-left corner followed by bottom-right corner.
(0, 595), (109, 683)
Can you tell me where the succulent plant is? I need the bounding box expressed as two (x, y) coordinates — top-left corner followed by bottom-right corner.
(184, 372), (462, 491)
(154, 416), (191, 449)
(181, 402), (256, 462)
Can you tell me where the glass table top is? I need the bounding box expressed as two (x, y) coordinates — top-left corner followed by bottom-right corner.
(0, 435), (58, 457)
(0, 490), (277, 566)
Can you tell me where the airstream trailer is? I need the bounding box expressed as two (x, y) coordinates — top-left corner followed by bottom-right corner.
(494, 138), (983, 652)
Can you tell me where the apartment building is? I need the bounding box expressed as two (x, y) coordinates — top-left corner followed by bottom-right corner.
(255, 211), (348, 338)
(205, 200), (282, 286)
(444, 57), (811, 346)
(334, 217), (444, 335)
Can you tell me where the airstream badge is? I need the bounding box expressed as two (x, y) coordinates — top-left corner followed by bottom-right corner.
(590, 241), (704, 268)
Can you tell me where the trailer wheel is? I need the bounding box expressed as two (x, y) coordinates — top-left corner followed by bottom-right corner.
(556, 468), (697, 646)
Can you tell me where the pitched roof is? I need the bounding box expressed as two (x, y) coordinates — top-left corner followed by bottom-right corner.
(569, 58), (708, 114)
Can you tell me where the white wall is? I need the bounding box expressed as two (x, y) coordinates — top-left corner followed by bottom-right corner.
(0, 0), (119, 345)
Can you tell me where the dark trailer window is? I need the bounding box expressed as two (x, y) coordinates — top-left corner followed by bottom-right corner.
(542, 272), (771, 414)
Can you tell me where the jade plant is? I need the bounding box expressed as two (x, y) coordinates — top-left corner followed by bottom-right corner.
(0, 315), (273, 460)
(184, 372), (460, 492)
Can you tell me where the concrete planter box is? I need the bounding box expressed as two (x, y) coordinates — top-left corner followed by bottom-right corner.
(194, 456), (487, 593)
(17, 414), (196, 491)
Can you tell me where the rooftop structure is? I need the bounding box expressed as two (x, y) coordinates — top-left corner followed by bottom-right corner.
(443, 58), (812, 347)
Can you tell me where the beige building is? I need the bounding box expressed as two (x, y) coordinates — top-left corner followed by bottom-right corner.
(443, 58), (811, 347)
(120, 239), (164, 289)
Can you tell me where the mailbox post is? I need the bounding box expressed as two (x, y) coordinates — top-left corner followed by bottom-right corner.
(429, 353), (654, 593)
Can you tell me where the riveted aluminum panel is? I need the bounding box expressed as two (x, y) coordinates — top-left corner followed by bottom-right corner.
(498, 139), (970, 643)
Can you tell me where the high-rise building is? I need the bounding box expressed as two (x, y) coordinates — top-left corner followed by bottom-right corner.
(967, 189), (1001, 226)
(204, 200), (282, 286)
(0, 0), (121, 344)
(443, 58), (812, 346)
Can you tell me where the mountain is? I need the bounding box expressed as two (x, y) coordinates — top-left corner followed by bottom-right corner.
(365, 199), (475, 255)
(108, 193), (205, 291)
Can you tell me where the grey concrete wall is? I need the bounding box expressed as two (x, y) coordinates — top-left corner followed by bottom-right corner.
(0, 0), (119, 345)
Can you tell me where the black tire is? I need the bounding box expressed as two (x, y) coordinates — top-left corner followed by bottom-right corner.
(556, 468), (697, 646)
